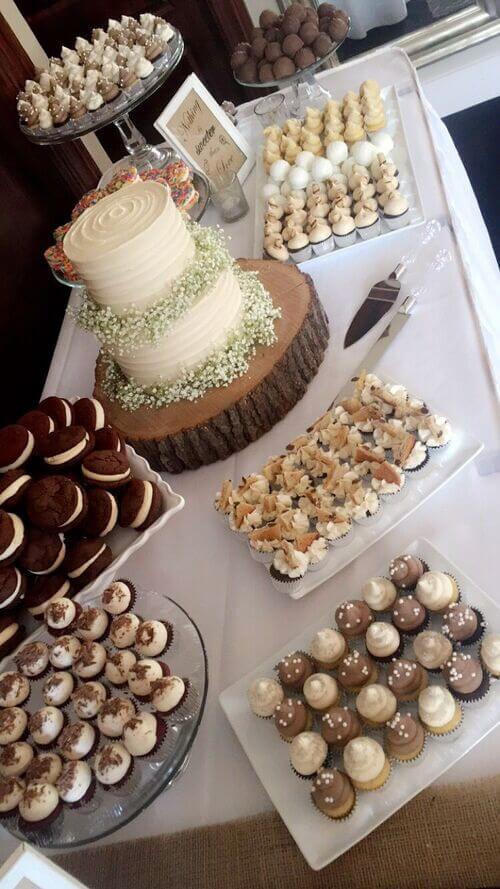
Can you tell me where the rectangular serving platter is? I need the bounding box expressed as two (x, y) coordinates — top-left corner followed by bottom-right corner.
(252, 85), (425, 264)
(220, 537), (500, 871)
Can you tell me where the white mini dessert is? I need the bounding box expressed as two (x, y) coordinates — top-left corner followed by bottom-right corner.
(57, 760), (93, 804)
(123, 712), (160, 756)
(43, 672), (74, 707)
(0, 742), (33, 778)
(102, 580), (134, 615)
(481, 633), (500, 678)
(72, 681), (107, 720)
(109, 613), (142, 648)
(105, 650), (137, 686)
(76, 607), (109, 641)
(128, 659), (165, 699)
(94, 742), (131, 785)
(97, 697), (135, 738)
(415, 572), (459, 613)
(0, 776), (25, 813)
(73, 641), (107, 679)
(15, 642), (49, 678)
(26, 752), (62, 786)
(289, 731), (328, 776)
(59, 721), (96, 760)
(135, 620), (170, 657)
(29, 707), (64, 747)
(0, 672), (30, 708)
(19, 782), (60, 823)
(362, 577), (397, 612)
(303, 674), (340, 712)
(247, 678), (284, 718)
(45, 598), (79, 633)
(49, 636), (81, 669)
(151, 676), (186, 714)
(0, 707), (28, 745)
(309, 628), (346, 670)
(356, 684), (397, 726)
(365, 622), (401, 660)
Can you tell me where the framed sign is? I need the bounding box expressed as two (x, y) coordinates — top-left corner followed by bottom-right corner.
(0, 843), (89, 889)
(154, 73), (254, 185)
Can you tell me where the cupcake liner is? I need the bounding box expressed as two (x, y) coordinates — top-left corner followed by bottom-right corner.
(451, 607), (486, 647)
(66, 775), (97, 809)
(352, 505), (383, 527)
(311, 235), (334, 256)
(403, 451), (431, 475)
(426, 708), (464, 742)
(448, 670), (490, 705)
(329, 527), (355, 549)
(269, 567), (305, 596)
(162, 621), (174, 652)
(166, 679), (198, 723)
(354, 758), (392, 791)
(307, 556), (329, 573)
(21, 664), (51, 683)
(247, 543), (275, 565)
(376, 481), (408, 503)
(141, 717), (175, 761)
(309, 788), (357, 821)
(0, 808), (19, 823)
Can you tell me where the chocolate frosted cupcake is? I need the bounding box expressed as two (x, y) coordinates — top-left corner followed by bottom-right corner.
(335, 600), (373, 639)
(365, 622), (402, 663)
(388, 554), (426, 590)
(441, 603), (485, 646)
(310, 627), (347, 669)
(274, 697), (312, 741)
(392, 595), (429, 636)
(289, 731), (328, 778)
(320, 706), (361, 748)
(386, 658), (428, 702)
(276, 651), (314, 691)
(413, 631), (452, 673)
(442, 651), (489, 703)
(385, 712), (425, 762)
(337, 650), (378, 693)
(311, 768), (356, 819)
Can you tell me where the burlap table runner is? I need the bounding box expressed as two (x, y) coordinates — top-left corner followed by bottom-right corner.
(56, 775), (500, 889)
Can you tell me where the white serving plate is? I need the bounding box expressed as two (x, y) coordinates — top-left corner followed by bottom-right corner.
(253, 85), (425, 263)
(220, 538), (500, 870)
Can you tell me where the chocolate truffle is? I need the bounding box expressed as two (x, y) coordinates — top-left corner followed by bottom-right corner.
(15, 641), (49, 677)
(294, 47), (316, 69)
(299, 21), (319, 45)
(265, 41), (282, 63)
(389, 554), (425, 589)
(230, 48), (249, 71)
(250, 36), (267, 60)
(0, 469), (31, 509)
(38, 396), (73, 428)
(81, 449), (131, 489)
(0, 707), (28, 745)
(276, 651), (314, 691)
(19, 528), (66, 576)
(386, 658), (428, 702)
(335, 599), (373, 638)
(273, 56), (296, 78)
(25, 575), (72, 619)
(65, 538), (113, 588)
(258, 62), (274, 83)
(79, 488), (118, 537)
(320, 706), (361, 748)
(73, 397), (106, 432)
(0, 511), (26, 566)
(385, 712), (425, 762)
(119, 479), (162, 530)
(264, 27), (282, 42)
(259, 9), (279, 30)
(40, 425), (93, 469)
(26, 476), (87, 532)
(337, 650), (378, 693)
(313, 33), (333, 57)
(281, 15), (301, 36)
(282, 33), (303, 58)
(287, 2), (307, 23)
(441, 603), (483, 645)
(442, 651), (488, 702)
(0, 614), (24, 659)
(329, 16), (348, 42)
(0, 566), (26, 611)
(237, 58), (258, 82)
(0, 671), (30, 707)
(392, 594), (428, 635)
(0, 425), (34, 473)
(318, 2), (336, 16)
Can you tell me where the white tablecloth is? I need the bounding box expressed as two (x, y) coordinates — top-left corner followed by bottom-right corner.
(1, 48), (499, 861)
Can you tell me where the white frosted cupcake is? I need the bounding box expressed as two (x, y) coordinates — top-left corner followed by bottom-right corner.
(354, 205), (380, 240)
(362, 577), (397, 612)
(417, 414), (452, 448)
(247, 677), (284, 718)
(383, 190), (409, 230)
(269, 542), (309, 594)
(304, 536), (329, 572)
(287, 230), (312, 263)
(330, 211), (356, 248)
(310, 628), (347, 670)
(308, 219), (333, 256)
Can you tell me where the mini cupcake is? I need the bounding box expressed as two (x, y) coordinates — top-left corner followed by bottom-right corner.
(441, 603), (485, 646)
(308, 218), (333, 256)
(388, 554), (426, 590)
(347, 489), (381, 525)
(365, 622), (403, 663)
(269, 542), (309, 594)
(289, 731), (328, 779)
(45, 598), (82, 637)
(274, 697), (312, 742)
(151, 676), (189, 717)
(76, 607), (109, 642)
(480, 633), (500, 678)
(391, 595), (429, 636)
(105, 650), (137, 686)
(94, 742), (132, 788)
(362, 577), (397, 613)
(309, 627), (347, 670)
(442, 651), (489, 703)
(72, 681), (108, 720)
(355, 683), (397, 727)
(0, 707), (28, 745)
(311, 768), (356, 819)
(18, 782), (62, 829)
(383, 190), (409, 230)
(385, 712), (425, 763)
(247, 677), (284, 718)
(287, 230), (311, 263)
(0, 672), (30, 708)
(97, 697), (135, 738)
(135, 619), (172, 658)
(276, 651), (314, 691)
(335, 599), (373, 639)
(316, 511), (353, 548)
(0, 742), (33, 778)
(122, 712), (166, 757)
(127, 659), (169, 701)
(396, 439), (429, 474)
(263, 234), (289, 263)
(73, 641), (107, 680)
(354, 204), (380, 240)
(416, 571), (459, 613)
(320, 706), (362, 749)
(370, 462), (405, 499)
(101, 579), (136, 615)
(337, 650), (378, 693)
(15, 642), (50, 679)
(109, 613), (142, 648)
(43, 671), (74, 708)
(418, 414), (452, 448)
(57, 760), (94, 807)
(248, 524), (282, 565)
(25, 752), (62, 786)
(303, 535), (329, 571)
(386, 658), (428, 702)
(330, 210), (356, 248)
(0, 776), (25, 817)
(418, 686), (462, 737)
(49, 636), (81, 670)
(413, 631), (453, 673)
(343, 737), (390, 790)
(303, 674), (341, 713)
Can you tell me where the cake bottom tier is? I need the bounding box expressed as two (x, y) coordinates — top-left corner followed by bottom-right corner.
(94, 259), (330, 473)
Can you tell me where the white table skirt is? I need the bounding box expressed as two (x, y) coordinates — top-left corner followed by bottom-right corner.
(1, 48), (499, 860)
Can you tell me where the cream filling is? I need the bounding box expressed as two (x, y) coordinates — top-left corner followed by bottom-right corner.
(0, 568), (23, 607)
(69, 543), (106, 579)
(1, 514), (25, 561)
(3, 430), (34, 471)
(61, 487), (84, 528)
(0, 622), (19, 646)
(82, 466), (130, 483)
(45, 433), (89, 466)
(130, 481), (153, 528)
(92, 399), (106, 430)
(0, 474), (30, 506)
(61, 400), (72, 425)
(28, 580), (70, 616)
(100, 494), (118, 536)
(31, 536), (66, 575)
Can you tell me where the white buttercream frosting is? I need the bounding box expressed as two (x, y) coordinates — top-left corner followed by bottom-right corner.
(343, 737), (386, 783)
(356, 684), (396, 723)
(416, 572), (457, 611)
(481, 634), (500, 675)
(418, 685), (457, 728)
(247, 677), (284, 717)
(289, 732), (327, 776)
(362, 577), (397, 611)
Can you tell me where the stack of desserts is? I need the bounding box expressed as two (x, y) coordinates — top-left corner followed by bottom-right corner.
(214, 373), (453, 594)
(16, 14), (174, 132)
(230, 4), (349, 84)
(247, 553), (498, 821)
(0, 395), (164, 651)
(0, 579), (194, 826)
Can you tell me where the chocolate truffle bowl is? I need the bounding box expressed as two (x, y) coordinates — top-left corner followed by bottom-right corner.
(0, 590), (207, 849)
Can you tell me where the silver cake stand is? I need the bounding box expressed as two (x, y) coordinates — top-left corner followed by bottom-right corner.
(19, 26), (209, 221)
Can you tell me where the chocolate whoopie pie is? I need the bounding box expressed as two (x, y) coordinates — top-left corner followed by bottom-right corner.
(0, 425), (34, 473)
(26, 476), (88, 532)
(0, 566), (26, 610)
(0, 469), (31, 509)
(79, 489), (118, 537)
(81, 450), (131, 489)
(24, 574), (72, 619)
(0, 614), (25, 658)
(18, 410), (55, 449)
(73, 398), (106, 433)
(65, 539), (113, 588)
(119, 479), (163, 531)
(0, 511), (26, 565)
(94, 426), (123, 452)
(18, 528), (66, 576)
(38, 396), (73, 428)
(40, 426), (94, 469)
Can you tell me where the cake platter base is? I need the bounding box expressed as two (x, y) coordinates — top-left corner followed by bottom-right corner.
(94, 259), (330, 473)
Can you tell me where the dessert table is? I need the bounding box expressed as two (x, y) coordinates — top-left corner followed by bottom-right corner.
(1, 47), (499, 862)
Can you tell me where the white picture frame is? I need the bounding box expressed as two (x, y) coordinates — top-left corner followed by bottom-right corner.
(154, 73), (254, 184)
(0, 843), (88, 889)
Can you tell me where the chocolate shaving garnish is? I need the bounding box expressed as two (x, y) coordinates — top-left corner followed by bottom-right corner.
(100, 698), (133, 718)
(75, 642), (98, 668)
(77, 608), (103, 631)
(0, 745), (20, 766)
(136, 624), (155, 646)
(99, 746), (123, 772)
(15, 643), (46, 668)
(0, 673), (25, 699)
(59, 723), (85, 749)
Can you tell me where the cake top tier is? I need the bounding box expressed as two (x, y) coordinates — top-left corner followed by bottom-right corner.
(63, 180), (171, 263)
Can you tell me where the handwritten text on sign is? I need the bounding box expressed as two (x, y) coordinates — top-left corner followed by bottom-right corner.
(168, 89), (246, 182)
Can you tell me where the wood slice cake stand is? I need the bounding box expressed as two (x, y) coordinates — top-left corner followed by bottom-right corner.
(94, 259), (330, 473)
